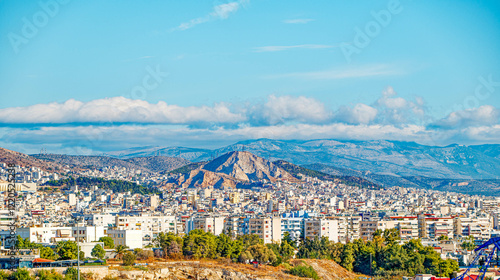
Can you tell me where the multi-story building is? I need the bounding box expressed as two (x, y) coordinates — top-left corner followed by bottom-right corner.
(248, 217), (281, 244)
(388, 216), (419, 240)
(185, 215), (225, 235)
(115, 214), (177, 239)
(419, 216), (454, 239)
(107, 229), (142, 249)
(304, 219), (339, 242)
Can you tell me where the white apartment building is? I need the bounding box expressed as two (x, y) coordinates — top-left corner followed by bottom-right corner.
(17, 225), (73, 244)
(304, 219), (339, 242)
(72, 224), (106, 242)
(248, 217), (282, 244)
(115, 214), (177, 240)
(185, 215), (225, 236)
(90, 213), (116, 227)
(107, 229), (142, 249)
(419, 216), (454, 239)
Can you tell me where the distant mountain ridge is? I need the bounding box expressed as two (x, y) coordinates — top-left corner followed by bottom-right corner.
(108, 139), (500, 179)
(305, 163), (500, 196)
(0, 147), (69, 172)
(31, 154), (189, 173)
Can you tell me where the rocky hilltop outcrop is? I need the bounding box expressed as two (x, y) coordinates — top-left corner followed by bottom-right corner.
(166, 151), (298, 189)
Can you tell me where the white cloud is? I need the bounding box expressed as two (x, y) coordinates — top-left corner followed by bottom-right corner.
(373, 86), (426, 125)
(252, 95), (331, 125)
(212, 2), (240, 19)
(253, 44), (334, 52)
(0, 97), (246, 125)
(266, 64), (402, 80)
(1, 88), (499, 154)
(335, 103), (378, 124)
(431, 105), (500, 129)
(0, 95), (334, 127)
(283, 19), (314, 24)
(172, 1), (247, 31)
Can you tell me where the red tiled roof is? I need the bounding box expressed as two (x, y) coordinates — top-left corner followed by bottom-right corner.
(33, 258), (54, 263)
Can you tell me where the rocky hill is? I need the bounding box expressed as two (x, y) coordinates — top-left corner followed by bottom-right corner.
(166, 151), (298, 189)
(25, 259), (361, 280)
(0, 147), (69, 172)
(31, 154), (189, 173)
(202, 151), (295, 182)
(275, 160), (380, 190)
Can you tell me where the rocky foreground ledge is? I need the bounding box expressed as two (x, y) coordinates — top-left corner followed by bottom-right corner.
(23, 259), (361, 280)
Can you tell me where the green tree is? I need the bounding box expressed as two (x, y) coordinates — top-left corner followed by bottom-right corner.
(91, 244), (106, 260)
(382, 228), (401, 245)
(461, 236), (476, 251)
(98, 237), (115, 249)
(113, 245), (128, 260)
(340, 243), (355, 271)
(243, 244), (277, 264)
(56, 241), (84, 260)
(216, 233), (242, 259)
(167, 240), (183, 259)
(438, 259), (459, 278)
(282, 232), (296, 248)
(183, 229), (217, 259)
(236, 234), (263, 250)
(280, 240), (295, 260)
(154, 232), (183, 258)
(438, 235), (449, 241)
(296, 236), (331, 259)
(122, 251), (136, 266)
(40, 246), (57, 260)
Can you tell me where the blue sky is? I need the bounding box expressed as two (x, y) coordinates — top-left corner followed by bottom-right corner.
(0, 0), (499, 154)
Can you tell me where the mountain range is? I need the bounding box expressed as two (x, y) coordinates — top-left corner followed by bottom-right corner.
(2, 138), (500, 196)
(105, 139), (500, 180)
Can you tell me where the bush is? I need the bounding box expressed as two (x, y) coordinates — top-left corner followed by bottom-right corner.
(288, 264), (320, 280)
(9, 269), (32, 280)
(37, 270), (63, 280)
(134, 248), (154, 260)
(0, 271), (10, 280)
(64, 267), (83, 280)
(122, 251), (136, 266)
(102, 275), (118, 280)
(271, 256), (283, 267)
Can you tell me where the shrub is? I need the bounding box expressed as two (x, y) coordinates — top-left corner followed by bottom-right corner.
(64, 267), (82, 280)
(122, 251), (136, 266)
(37, 269), (63, 280)
(288, 264), (320, 280)
(9, 269), (32, 280)
(0, 271), (10, 280)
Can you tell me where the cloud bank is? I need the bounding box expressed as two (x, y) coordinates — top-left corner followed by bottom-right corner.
(0, 87), (498, 154)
